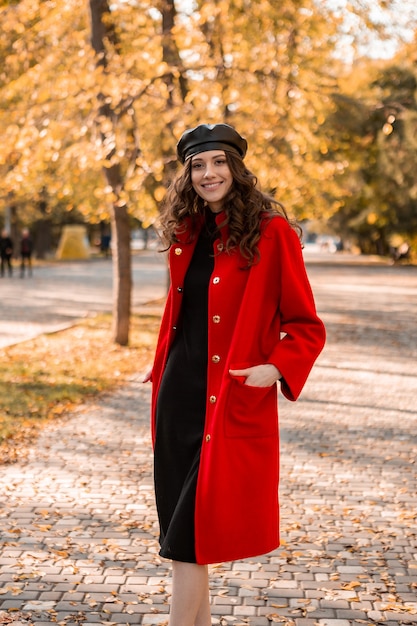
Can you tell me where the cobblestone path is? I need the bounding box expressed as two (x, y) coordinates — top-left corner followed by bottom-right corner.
(1, 261), (416, 625)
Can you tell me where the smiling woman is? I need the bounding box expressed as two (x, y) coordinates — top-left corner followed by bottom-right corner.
(144, 123), (326, 626)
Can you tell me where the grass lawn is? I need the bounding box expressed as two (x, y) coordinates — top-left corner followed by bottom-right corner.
(0, 310), (161, 464)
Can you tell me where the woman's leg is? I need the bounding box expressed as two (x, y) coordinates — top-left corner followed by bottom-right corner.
(169, 561), (211, 626)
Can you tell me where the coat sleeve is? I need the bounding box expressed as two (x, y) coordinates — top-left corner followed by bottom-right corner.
(267, 221), (326, 402)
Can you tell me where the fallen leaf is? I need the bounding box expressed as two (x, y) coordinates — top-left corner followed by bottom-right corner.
(342, 581), (362, 590)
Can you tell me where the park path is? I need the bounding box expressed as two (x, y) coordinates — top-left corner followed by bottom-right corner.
(0, 258), (416, 625)
(0, 250), (167, 348)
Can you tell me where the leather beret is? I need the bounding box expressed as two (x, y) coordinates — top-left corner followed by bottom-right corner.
(177, 123), (248, 163)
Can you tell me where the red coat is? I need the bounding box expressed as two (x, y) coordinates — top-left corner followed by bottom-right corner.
(150, 212), (325, 564)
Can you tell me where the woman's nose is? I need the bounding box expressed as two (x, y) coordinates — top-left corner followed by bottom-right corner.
(203, 164), (215, 177)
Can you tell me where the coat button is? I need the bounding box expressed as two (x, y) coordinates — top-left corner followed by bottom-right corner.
(174, 247), (182, 255)
(213, 276), (220, 284)
(205, 434), (211, 442)
(216, 242), (224, 252)
(212, 315), (220, 323)
(209, 395), (217, 403)
(211, 354), (220, 363)
(177, 286), (183, 292)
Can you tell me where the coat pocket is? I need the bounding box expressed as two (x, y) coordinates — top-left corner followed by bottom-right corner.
(225, 364), (278, 438)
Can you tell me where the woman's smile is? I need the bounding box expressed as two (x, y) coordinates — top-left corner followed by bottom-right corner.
(202, 182), (222, 189)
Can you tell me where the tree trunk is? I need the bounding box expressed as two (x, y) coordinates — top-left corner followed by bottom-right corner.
(89, 0), (131, 345)
(111, 203), (131, 345)
(159, 0), (188, 183)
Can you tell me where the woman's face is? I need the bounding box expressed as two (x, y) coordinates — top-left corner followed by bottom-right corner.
(190, 150), (233, 213)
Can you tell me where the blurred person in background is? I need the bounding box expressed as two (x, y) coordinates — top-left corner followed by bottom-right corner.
(20, 228), (33, 277)
(0, 229), (14, 277)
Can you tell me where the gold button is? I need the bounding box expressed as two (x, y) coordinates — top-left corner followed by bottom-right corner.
(211, 355), (220, 363)
(174, 247), (182, 255)
(212, 315), (220, 323)
(216, 243), (224, 252)
(205, 434), (211, 442)
(213, 277), (220, 284)
(209, 395), (217, 403)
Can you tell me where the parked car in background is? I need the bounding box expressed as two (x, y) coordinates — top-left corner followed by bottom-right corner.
(303, 233), (342, 254)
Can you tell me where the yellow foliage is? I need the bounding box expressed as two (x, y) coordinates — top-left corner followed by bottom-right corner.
(0, 0), (413, 226)
(154, 186), (166, 202)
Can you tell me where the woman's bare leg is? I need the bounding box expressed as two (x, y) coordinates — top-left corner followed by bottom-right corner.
(194, 570), (211, 626)
(168, 561), (211, 626)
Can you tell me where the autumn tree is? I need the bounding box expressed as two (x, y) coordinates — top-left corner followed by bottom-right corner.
(326, 38), (417, 254)
(0, 0), (187, 344)
(1, 0), (416, 344)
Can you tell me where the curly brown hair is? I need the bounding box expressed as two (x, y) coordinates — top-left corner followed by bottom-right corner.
(158, 151), (301, 266)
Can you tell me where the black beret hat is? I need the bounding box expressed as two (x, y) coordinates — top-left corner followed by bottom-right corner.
(177, 123), (248, 164)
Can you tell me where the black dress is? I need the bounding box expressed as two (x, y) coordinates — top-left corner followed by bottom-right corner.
(154, 211), (217, 563)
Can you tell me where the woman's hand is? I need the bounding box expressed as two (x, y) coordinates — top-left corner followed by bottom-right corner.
(142, 368), (153, 383)
(229, 364), (282, 387)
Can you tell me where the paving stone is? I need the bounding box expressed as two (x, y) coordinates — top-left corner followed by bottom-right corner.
(383, 612), (417, 622)
(0, 600), (26, 609)
(233, 605), (257, 616)
(318, 621), (351, 626)
(141, 615), (169, 625)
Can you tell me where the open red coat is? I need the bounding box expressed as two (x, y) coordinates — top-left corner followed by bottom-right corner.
(150, 213), (325, 564)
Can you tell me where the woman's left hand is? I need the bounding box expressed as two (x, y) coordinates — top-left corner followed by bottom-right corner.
(229, 364), (281, 387)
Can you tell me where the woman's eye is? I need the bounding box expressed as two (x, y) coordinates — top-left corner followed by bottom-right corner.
(216, 159), (226, 165)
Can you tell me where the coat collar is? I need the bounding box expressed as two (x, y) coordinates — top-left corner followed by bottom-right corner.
(174, 210), (230, 244)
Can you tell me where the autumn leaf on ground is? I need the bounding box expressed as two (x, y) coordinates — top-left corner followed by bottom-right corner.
(0, 313), (160, 465)
(342, 581), (362, 590)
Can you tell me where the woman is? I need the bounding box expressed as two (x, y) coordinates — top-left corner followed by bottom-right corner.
(146, 123), (326, 626)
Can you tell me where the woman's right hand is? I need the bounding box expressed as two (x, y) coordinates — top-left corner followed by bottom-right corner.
(142, 368), (153, 383)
